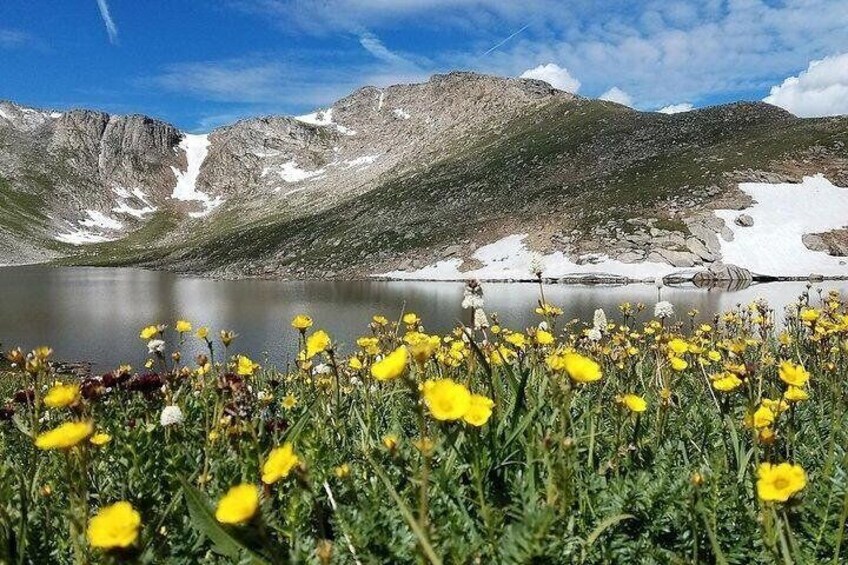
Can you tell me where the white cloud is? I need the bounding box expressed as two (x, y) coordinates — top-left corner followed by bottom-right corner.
(599, 87), (633, 107)
(519, 63), (580, 92)
(96, 0), (119, 45)
(0, 29), (30, 48)
(359, 32), (408, 65)
(657, 102), (694, 114)
(763, 53), (848, 117)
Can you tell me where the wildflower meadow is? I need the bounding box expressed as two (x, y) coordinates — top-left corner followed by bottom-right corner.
(1, 283), (848, 563)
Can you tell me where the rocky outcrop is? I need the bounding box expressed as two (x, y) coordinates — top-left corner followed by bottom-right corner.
(803, 229), (848, 257)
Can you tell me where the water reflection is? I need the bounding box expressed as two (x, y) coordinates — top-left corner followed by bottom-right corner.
(0, 266), (843, 370)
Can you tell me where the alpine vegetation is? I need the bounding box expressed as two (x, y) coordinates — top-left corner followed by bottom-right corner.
(1, 284), (848, 562)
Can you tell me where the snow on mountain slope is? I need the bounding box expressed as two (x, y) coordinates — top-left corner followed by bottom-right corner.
(170, 134), (223, 217)
(714, 174), (848, 276)
(379, 234), (678, 281)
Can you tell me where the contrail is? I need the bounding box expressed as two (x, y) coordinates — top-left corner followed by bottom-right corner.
(96, 0), (119, 44)
(482, 24), (530, 56)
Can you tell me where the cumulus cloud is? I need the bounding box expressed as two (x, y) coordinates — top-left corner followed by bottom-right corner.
(96, 0), (119, 44)
(599, 87), (633, 107)
(657, 102), (694, 114)
(763, 53), (848, 117)
(519, 63), (580, 92)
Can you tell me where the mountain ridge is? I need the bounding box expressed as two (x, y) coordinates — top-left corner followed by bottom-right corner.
(1, 72), (846, 279)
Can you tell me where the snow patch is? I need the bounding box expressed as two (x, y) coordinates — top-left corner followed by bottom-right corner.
(56, 210), (123, 246)
(171, 134), (223, 217)
(344, 154), (378, 168)
(380, 234), (677, 281)
(266, 160), (326, 184)
(111, 187), (157, 219)
(714, 174), (848, 276)
(0, 108), (9, 120)
(393, 108), (410, 120)
(295, 108), (357, 136)
(49, 112), (63, 119)
(79, 210), (123, 231)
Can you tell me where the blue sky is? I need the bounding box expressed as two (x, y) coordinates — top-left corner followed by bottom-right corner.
(1, 1), (847, 131)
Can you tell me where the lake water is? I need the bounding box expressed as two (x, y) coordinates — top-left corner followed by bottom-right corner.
(0, 266), (844, 371)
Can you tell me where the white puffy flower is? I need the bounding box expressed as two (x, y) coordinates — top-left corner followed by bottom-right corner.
(529, 253), (545, 276)
(538, 321), (549, 331)
(147, 339), (165, 354)
(654, 301), (675, 319)
(350, 376), (363, 387)
(312, 363), (333, 375)
(587, 328), (602, 342)
(473, 308), (489, 330)
(160, 405), (184, 427)
(654, 277), (665, 289)
(461, 295), (485, 310)
(592, 309), (607, 332)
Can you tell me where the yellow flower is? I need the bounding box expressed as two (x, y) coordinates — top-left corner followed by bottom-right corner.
(176, 320), (192, 333)
(620, 394), (647, 413)
(370, 346), (408, 381)
(756, 462), (807, 502)
(196, 326), (209, 340)
(43, 383), (80, 409)
(799, 308), (820, 322)
(548, 351), (603, 383)
(372, 315), (389, 326)
(669, 355), (688, 372)
(282, 393), (297, 410)
(463, 394), (495, 426)
(504, 332), (527, 349)
(87, 501), (141, 549)
(402, 312), (420, 326)
(535, 329), (555, 346)
(667, 338), (689, 355)
(382, 434), (399, 450)
(422, 379), (472, 421)
(291, 314), (313, 330)
(778, 361), (809, 387)
(90, 433), (112, 446)
(139, 325), (159, 340)
(712, 373), (743, 392)
(215, 484), (260, 525)
(35, 421), (94, 450)
(305, 330), (331, 358)
(759, 427), (777, 445)
(404, 332), (440, 365)
(707, 350), (722, 362)
(752, 405), (775, 429)
(262, 443), (300, 484)
(356, 336), (381, 355)
(535, 303), (563, 317)
(236, 355), (259, 376)
(334, 464), (351, 479)
(783, 386), (809, 402)
(348, 357), (363, 370)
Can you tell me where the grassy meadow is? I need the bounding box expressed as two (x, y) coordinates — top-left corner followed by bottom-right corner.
(1, 281), (847, 563)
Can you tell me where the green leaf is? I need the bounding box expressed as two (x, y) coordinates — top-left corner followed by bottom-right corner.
(179, 477), (270, 564)
(364, 453), (443, 565)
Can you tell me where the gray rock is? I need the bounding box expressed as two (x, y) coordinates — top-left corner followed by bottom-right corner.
(734, 214), (754, 227)
(442, 244), (463, 257)
(802, 233), (827, 252)
(685, 237), (716, 261)
(692, 263), (752, 283)
(653, 248), (697, 267)
(616, 250), (645, 263)
(720, 226), (735, 242)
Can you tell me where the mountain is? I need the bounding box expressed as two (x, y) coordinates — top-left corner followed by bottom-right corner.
(1, 72), (847, 280)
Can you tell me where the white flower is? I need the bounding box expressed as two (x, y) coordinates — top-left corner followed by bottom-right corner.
(587, 328), (602, 342)
(312, 363), (332, 376)
(350, 376), (363, 386)
(654, 277), (664, 289)
(473, 309), (489, 330)
(538, 321), (549, 331)
(461, 295), (485, 309)
(592, 309), (607, 332)
(654, 301), (675, 319)
(160, 405), (184, 427)
(529, 253), (545, 276)
(147, 339), (165, 354)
